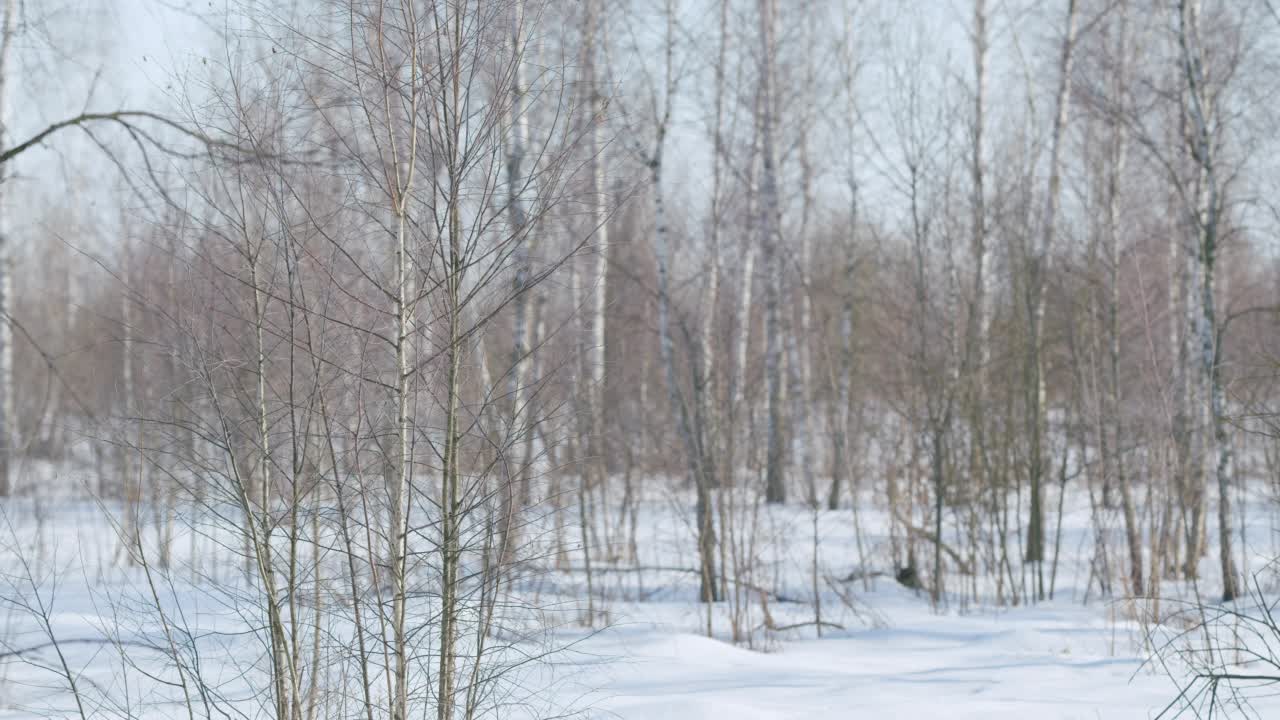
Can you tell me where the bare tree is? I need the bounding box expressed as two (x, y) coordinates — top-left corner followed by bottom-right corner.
(1176, 0), (1238, 602)
(1023, 0), (1079, 601)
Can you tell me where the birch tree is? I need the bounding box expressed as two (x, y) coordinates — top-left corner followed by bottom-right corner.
(758, 0), (786, 505)
(639, 0), (721, 606)
(0, 0), (13, 496)
(1176, 0), (1238, 602)
(1024, 0), (1079, 601)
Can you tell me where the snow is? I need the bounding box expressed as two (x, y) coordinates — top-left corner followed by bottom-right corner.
(563, 602), (1174, 719)
(1, 476), (1277, 719)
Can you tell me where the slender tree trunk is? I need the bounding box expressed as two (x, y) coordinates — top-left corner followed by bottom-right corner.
(120, 246), (142, 565)
(587, 0), (610, 513)
(700, 0), (728, 494)
(758, 0), (785, 505)
(245, 224), (295, 720)
(0, 0), (16, 496)
(730, 245), (755, 488)
(502, 0), (531, 572)
(1171, 184), (1199, 578)
(1177, 0), (1238, 602)
(650, 0), (718, 605)
(1025, 0), (1079, 600)
(963, 0), (990, 537)
(829, 181), (857, 511)
(384, 15), (422, 712)
(570, 248), (595, 619)
(727, 126), (759, 491)
(437, 12), (465, 715)
(1105, 0), (1141, 598)
(389, 186), (414, 720)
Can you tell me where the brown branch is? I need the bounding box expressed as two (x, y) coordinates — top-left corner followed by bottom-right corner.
(1, 110), (260, 165)
(0, 638), (163, 661)
(764, 620), (847, 633)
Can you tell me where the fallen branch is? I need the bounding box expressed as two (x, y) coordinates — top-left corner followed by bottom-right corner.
(766, 620), (847, 633)
(840, 568), (887, 582)
(554, 564), (807, 603)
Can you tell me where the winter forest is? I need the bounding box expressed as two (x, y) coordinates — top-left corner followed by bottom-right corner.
(5, 0), (1280, 716)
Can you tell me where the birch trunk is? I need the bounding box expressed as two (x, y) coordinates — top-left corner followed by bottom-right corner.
(1177, 0), (1238, 602)
(437, 8), (465, 713)
(828, 179), (856, 511)
(730, 245), (755, 486)
(830, 6), (859, 510)
(503, 0), (531, 571)
(728, 125), (759, 489)
(589, 0), (609, 486)
(122, 246), (141, 563)
(758, 0), (786, 505)
(570, 257), (594, 621)
(649, 0), (719, 605)
(0, 0), (15, 496)
(245, 223), (295, 720)
(1171, 180), (1198, 578)
(1106, 0), (1142, 597)
(383, 9), (421, 715)
(962, 0), (990, 522)
(1025, 0), (1079, 598)
(699, 0), (728, 492)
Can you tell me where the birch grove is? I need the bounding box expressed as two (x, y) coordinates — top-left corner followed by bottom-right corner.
(8, 0), (1280, 716)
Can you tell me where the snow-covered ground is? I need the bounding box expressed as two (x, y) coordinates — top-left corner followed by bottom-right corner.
(540, 485), (1268, 720)
(2, 474), (1279, 719)
(566, 602), (1171, 719)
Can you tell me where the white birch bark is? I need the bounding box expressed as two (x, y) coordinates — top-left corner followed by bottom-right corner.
(122, 243), (140, 562)
(0, 0), (15, 496)
(829, 5), (860, 510)
(729, 117), (760, 487)
(731, 244), (755, 481)
(700, 0), (728, 491)
(436, 8), (468, 713)
(758, 0), (786, 504)
(1104, 0), (1142, 597)
(647, 0), (718, 605)
(960, 0), (993, 556)
(790, 47), (817, 507)
(502, 0), (531, 568)
(1025, 0), (1079, 597)
(589, 0), (609, 475)
(383, 11), (421, 716)
(1177, 0), (1238, 602)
